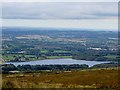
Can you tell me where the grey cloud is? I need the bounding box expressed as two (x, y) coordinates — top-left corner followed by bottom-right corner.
(2, 2), (118, 19)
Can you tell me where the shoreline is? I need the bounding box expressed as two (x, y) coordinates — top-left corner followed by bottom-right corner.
(4, 57), (117, 63)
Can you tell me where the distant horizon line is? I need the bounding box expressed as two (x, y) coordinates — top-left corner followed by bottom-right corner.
(1, 26), (118, 32)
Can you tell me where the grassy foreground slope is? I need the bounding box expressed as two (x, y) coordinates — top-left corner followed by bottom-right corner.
(2, 68), (119, 89)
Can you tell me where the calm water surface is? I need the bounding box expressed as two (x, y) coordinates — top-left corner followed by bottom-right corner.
(5, 58), (110, 67)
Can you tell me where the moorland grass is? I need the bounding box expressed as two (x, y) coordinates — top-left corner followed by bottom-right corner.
(2, 68), (119, 89)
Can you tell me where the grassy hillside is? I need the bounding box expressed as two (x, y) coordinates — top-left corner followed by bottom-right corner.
(2, 68), (119, 89)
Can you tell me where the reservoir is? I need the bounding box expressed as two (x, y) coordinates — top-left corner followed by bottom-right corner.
(5, 58), (110, 67)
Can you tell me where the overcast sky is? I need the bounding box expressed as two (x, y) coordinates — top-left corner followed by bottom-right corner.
(1, 2), (118, 31)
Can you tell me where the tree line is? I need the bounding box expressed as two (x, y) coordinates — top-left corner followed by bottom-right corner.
(2, 64), (89, 73)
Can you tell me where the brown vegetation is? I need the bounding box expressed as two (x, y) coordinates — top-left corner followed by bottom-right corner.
(2, 68), (119, 89)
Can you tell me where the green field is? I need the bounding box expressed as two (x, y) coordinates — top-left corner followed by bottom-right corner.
(2, 54), (37, 61)
(53, 50), (69, 53)
(40, 50), (48, 53)
(2, 53), (72, 61)
(46, 56), (72, 59)
(104, 55), (118, 60)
